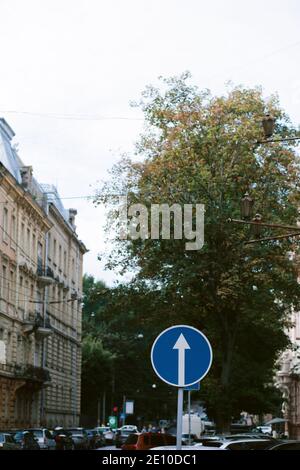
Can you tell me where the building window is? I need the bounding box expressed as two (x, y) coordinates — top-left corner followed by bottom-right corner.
(59, 245), (62, 271)
(11, 214), (16, 248)
(19, 276), (24, 312)
(63, 251), (67, 275)
(9, 270), (15, 303)
(48, 233), (51, 261)
(2, 266), (7, 299)
(21, 223), (25, 249)
(53, 239), (57, 265)
(32, 233), (36, 261)
(37, 242), (43, 269)
(72, 258), (75, 282)
(26, 228), (30, 255)
(3, 207), (8, 242)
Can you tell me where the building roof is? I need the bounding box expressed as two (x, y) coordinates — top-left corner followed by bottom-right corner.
(0, 118), (22, 184)
(0, 118), (76, 231)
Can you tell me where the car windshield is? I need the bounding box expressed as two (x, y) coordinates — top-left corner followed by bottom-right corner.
(69, 429), (84, 435)
(29, 430), (43, 438)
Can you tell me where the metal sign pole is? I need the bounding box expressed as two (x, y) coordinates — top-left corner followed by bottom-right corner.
(176, 388), (183, 450)
(188, 390), (191, 445)
(122, 395), (126, 427)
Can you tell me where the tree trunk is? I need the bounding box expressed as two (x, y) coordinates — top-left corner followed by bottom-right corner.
(214, 316), (237, 434)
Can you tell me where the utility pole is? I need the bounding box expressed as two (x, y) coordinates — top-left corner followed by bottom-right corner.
(102, 392), (106, 426)
(97, 396), (101, 426)
(122, 395), (126, 427)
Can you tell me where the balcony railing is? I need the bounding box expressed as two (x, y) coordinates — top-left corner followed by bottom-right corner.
(35, 312), (51, 329)
(37, 265), (54, 278)
(14, 364), (51, 383)
(36, 265), (55, 286)
(0, 363), (51, 384)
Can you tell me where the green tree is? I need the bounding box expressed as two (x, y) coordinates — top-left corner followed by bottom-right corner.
(96, 73), (300, 431)
(81, 276), (177, 424)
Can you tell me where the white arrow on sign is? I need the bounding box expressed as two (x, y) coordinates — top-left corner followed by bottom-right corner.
(173, 333), (191, 386)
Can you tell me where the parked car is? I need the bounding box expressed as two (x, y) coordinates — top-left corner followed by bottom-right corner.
(94, 426), (110, 434)
(255, 425), (272, 435)
(122, 432), (178, 450)
(181, 433), (199, 444)
(195, 438), (277, 450)
(67, 428), (89, 450)
(0, 432), (20, 450)
(26, 428), (56, 450)
(120, 425), (138, 433)
(52, 428), (75, 450)
(86, 429), (105, 449)
(13, 431), (40, 450)
(151, 445), (221, 451)
(268, 441), (300, 450)
(94, 426), (115, 444)
(115, 430), (134, 448)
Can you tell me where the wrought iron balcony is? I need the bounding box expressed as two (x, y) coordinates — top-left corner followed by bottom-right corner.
(36, 265), (55, 286)
(34, 312), (53, 339)
(22, 312), (53, 337)
(14, 364), (51, 384)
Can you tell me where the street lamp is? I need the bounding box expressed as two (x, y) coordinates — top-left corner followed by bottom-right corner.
(258, 113), (300, 144)
(228, 114), (300, 242)
(262, 113), (275, 139)
(228, 193), (300, 244)
(241, 192), (254, 220)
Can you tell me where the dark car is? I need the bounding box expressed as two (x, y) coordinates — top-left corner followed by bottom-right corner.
(26, 428), (56, 450)
(268, 441), (300, 450)
(13, 431), (40, 450)
(86, 429), (105, 449)
(115, 430), (134, 448)
(52, 428), (75, 450)
(67, 428), (89, 450)
(122, 432), (177, 450)
(0, 432), (21, 450)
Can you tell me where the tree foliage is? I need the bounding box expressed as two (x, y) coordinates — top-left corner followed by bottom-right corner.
(95, 73), (300, 430)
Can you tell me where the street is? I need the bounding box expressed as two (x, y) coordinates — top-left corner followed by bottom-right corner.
(96, 446), (120, 451)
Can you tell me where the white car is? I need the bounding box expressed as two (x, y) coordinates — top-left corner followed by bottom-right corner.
(120, 425), (138, 433)
(256, 425), (272, 435)
(26, 428), (56, 450)
(194, 438), (273, 450)
(151, 445), (221, 450)
(94, 427), (115, 444)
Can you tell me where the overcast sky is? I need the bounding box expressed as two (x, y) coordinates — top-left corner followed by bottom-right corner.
(0, 0), (300, 285)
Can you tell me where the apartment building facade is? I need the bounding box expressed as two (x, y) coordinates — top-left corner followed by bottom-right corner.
(0, 118), (87, 429)
(277, 309), (300, 439)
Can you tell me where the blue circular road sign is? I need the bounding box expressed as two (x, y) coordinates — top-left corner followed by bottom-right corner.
(151, 325), (213, 387)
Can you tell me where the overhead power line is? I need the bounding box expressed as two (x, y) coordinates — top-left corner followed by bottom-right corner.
(0, 110), (143, 121)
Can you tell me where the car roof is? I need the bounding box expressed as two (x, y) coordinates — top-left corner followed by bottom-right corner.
(267, 440), (300, 449)
(220, 439), (271, 447)
(151, 445), (221, 450)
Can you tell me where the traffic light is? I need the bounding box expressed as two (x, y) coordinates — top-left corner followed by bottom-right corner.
(113, 406), (118, 413)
